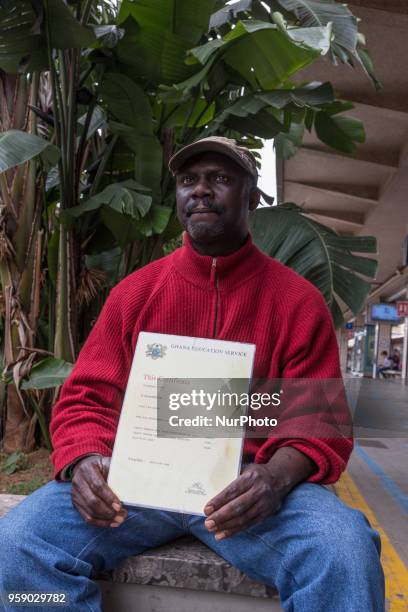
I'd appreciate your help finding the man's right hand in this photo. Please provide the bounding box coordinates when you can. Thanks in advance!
[71,456,128,528]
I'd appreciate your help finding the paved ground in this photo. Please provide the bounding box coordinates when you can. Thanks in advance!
[336,377,408,611]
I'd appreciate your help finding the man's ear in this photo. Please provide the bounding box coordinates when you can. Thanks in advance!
[249,188,261,212]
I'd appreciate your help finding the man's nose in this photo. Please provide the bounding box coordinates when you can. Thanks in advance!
[191,177,212,199]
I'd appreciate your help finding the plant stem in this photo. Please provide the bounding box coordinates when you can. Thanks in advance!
[76,98,96,194]
[81,0,94,25]
[179,94,199,144]
[89,134,119,197]
[66,49,79,209]
[57,51,68,129]
[0,174,17,218]
[27,394,52,452]
[78,63,94,90]
[44,0,66,198]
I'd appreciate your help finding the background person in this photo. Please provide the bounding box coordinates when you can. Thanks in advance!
[378,351,394,378]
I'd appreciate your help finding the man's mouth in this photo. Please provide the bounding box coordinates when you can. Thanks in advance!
[188,210,218,216]
[186,206,220,217]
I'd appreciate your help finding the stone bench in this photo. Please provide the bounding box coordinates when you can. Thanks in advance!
[381,369,402,378]
[0,494,281,611]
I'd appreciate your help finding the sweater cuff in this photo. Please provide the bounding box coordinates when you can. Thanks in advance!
[271,440,330,483]
[59,453,104,481]
[52,443,112,481]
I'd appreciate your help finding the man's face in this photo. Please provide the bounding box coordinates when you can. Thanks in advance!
[175,152,259,248]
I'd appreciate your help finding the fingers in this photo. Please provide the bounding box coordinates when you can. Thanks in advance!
[204,487,256,531]
[204,469,255,516]
[203,465,283,540]
[71,456,127,528]
[207,500,268,540]
[73,498,127,529]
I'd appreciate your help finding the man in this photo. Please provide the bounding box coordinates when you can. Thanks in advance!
[0,137,384,611]
[378,351,394,378]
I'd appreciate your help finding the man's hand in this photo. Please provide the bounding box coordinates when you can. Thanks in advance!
[71,456,127,528]
[203,448,315,540]
[203,464,286,541]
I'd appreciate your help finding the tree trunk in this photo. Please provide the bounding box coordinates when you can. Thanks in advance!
[2,385,36,453]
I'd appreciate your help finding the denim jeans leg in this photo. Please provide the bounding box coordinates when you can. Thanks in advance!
[189,482,385,612]
[0,480,186,612]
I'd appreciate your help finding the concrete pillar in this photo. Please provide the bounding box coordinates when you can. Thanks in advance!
[337,328,348,375]
[402,317,408,380]
[401,288,408,380]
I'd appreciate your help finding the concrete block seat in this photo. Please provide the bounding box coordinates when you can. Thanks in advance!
[0,494,281,611]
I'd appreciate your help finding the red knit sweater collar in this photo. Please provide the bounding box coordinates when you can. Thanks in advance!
[171,231,267,291]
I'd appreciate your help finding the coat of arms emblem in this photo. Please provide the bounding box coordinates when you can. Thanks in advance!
[146,343,167,359]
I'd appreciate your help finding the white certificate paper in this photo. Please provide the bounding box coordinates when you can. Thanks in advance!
[108,332,256,514]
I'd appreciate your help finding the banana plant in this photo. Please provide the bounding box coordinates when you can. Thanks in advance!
[0,0,379,452]
[250,205,378,327]
[0,70,59,452]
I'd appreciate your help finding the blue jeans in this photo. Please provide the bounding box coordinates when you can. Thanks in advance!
[0,481,384,612]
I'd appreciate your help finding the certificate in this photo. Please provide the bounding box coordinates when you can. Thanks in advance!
[108,332,256,514]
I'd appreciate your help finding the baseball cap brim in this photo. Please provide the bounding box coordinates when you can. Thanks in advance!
[168,139,258,178]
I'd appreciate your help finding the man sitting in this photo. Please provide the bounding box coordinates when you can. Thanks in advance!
[0,137,384,612]
[378,351,394,378]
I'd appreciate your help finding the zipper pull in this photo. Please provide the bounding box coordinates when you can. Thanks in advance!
[211,258,217,284]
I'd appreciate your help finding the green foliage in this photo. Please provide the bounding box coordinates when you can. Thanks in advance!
[0,451,28,475]
[0,0,95,72]
[20,358,73,390]
[250,206,378,326]
[7,476,50,495]
[0,130,59,173]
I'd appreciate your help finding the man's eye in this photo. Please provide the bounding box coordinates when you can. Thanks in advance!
[215,175,229,183]
[181,176,194,185]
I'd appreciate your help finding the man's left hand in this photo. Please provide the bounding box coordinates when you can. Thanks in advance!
[203,464,287,541]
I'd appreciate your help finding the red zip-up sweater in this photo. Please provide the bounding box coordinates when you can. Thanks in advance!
[50,233,352,483]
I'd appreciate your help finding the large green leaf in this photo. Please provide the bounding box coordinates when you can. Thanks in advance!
[163,99,216,128]
[0,0,95,73]
[0,1,44,72]
[274,0,358,56]
[116,0,216,85]
[257,81,335,109]
[100,73,163,196]
[250,206,378,326]
[213,81,334,128]
[139,204,173,235]
[274,120,304,159]
[101,202,172,247]
[0,130,59,173]
[314,112,365,154]
[64,180,152,220]
[101,207,141,248]
[20,358,73,390]
[47,0,96,49]
[186,19,330,93]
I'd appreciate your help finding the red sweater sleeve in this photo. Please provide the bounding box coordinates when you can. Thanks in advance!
[254,287,353,484]
[50,286,133,480]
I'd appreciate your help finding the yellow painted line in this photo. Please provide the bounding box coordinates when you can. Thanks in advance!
[333,471,408,611]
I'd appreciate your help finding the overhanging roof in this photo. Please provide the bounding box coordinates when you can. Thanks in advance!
[283,1,408,287]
